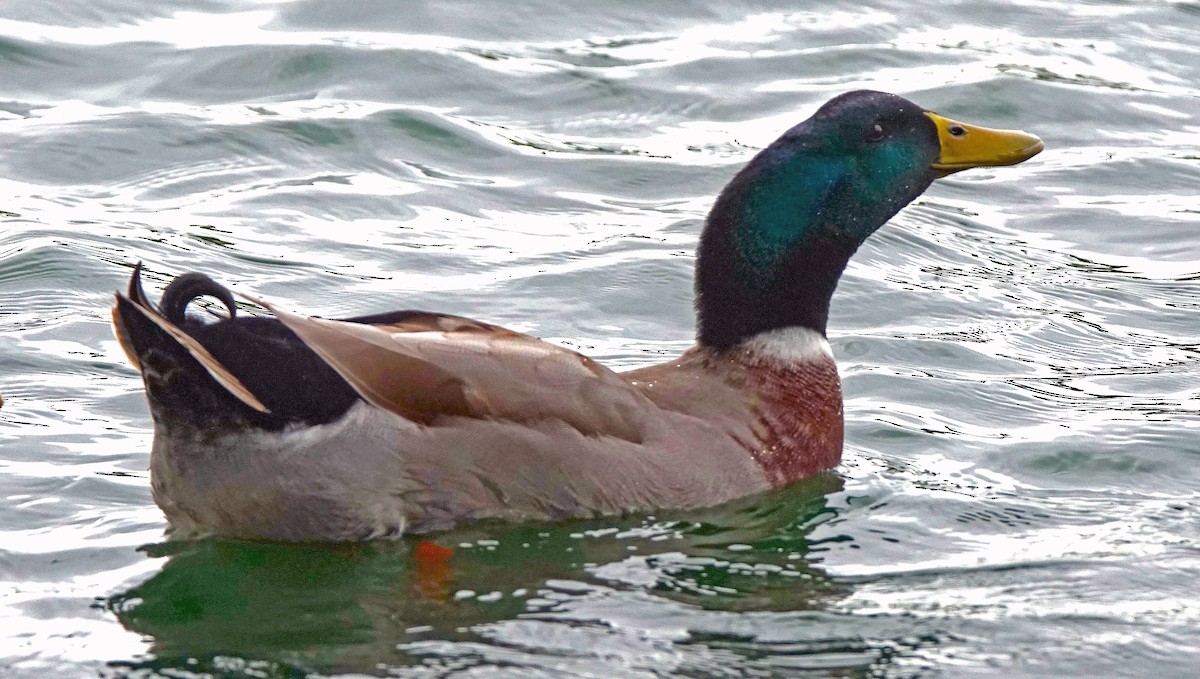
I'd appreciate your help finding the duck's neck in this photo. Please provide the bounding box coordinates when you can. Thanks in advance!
[694,156,863,348]
[696,226,857,346]
[694,142,927,349]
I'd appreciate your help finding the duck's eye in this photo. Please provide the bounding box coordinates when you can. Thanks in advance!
[865,123,885,143]
[948,124,966,137]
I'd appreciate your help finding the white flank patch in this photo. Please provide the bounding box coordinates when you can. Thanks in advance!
[744,327,833,363]
[209,400,416,456]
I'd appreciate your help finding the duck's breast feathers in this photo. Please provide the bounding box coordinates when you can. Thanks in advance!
[251,295,653,441]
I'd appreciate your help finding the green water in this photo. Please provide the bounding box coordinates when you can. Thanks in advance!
[2,1,1199,676]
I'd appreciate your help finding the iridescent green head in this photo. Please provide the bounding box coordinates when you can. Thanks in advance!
[696,90,1042,348]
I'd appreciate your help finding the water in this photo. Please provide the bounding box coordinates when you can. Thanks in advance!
[1,0,1198,676]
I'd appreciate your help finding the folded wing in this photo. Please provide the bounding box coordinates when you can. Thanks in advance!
[250,296,653,442]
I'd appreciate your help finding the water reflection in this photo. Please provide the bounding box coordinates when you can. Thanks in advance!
[106,475,848,674]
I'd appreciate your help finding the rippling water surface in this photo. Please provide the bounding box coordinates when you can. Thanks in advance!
[2,1,1199,676]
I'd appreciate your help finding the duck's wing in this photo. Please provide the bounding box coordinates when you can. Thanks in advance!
[249,296,652,441]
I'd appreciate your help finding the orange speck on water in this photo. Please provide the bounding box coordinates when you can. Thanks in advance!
[413,541,455,602]
[415,541,454,564]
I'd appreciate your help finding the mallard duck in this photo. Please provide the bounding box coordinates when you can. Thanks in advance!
[112,90,1042,541]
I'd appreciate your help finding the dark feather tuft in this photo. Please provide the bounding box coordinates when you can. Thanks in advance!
[159,272,238,325]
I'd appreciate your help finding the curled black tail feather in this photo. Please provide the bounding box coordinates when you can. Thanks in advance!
[128,261,151,309]
[160,273,237,325]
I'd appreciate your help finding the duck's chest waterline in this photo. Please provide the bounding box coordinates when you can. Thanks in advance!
[736,328,844,485]
[741,358,843,485]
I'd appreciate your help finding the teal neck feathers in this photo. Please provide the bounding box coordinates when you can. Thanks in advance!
[695,91,940,348]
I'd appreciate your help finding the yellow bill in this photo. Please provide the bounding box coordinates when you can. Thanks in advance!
[925,112,1043,177]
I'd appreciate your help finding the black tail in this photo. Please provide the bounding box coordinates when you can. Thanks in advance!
[159,272,237,326]
[113,265,360,433]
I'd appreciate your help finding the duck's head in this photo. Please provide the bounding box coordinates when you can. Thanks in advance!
[696,90,1043,348]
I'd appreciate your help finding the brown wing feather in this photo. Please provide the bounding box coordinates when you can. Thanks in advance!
[247,295,652,440]
[252,304,473,424]
[367,311,516,336]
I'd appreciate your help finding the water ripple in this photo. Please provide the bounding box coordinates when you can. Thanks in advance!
[2,0,1199,677]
